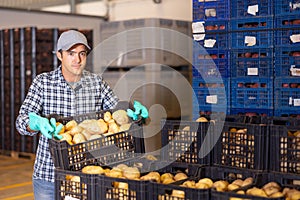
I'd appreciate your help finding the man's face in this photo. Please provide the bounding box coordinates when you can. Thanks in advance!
[57,44,88,82]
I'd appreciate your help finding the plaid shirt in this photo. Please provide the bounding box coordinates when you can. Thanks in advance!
[15,66,118,182]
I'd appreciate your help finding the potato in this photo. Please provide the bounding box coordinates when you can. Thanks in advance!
[103,111,112,122]
[171,190,185,198]
[242,177,253,187]
[160,173,174,182]
[196,117,208,122]
[213,180,229,192]
[231,179,244,187]
[181,180,195,188]
[72,133,86,144]
[65,120,77,131]
[112,109,129,125]
[122,167,140,180]
[197,178,213,188]
[195,182,210,189]
[228,184,240,191]
[174,172,188,181]
[82,165,104,174]
[246,187,267,197]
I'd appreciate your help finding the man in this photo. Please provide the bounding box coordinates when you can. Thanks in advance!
[15,30,119,199]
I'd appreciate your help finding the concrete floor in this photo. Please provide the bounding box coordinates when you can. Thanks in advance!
[0,155,34,200]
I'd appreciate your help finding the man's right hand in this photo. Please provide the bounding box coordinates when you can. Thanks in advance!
[28,112,55,139]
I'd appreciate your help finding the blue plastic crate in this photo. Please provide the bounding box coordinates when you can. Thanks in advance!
[274,78,300,114]
[231,0,273,17]
[231,77,274,110]
[193,19,229,33]
[275,14,300,28]
[230,16,274,31]
[274,46,300,77]
[274,0,300,15]
[230,48,274,78]
[274,109,300,117]
[230,108,274,116]
[193,0,230,21]
[192,78,230,114]
[193,49,230,78]
[275,29,300,46]
[195,32,229,49]
[231,30,274,48]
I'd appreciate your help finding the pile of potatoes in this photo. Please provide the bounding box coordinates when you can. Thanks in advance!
[168,176,253,199]
[66,164,189,199]
[56,110,132,145]
[230,181,300,200]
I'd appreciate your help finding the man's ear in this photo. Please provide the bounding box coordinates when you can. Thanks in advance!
[56,51,62,61]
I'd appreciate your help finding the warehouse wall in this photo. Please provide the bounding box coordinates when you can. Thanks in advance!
[42,0,192,22]
[0,7,103,45]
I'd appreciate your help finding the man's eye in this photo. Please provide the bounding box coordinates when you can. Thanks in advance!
[80,52,87,57]
[68,51,75,56]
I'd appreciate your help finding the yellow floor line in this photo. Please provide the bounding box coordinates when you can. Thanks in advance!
[0,181,32,191]
[3,192,34,200]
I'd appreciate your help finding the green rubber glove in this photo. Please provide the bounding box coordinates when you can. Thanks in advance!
[29,113,63,139]
[49,118,63,140]
[127,100,149,120]
[29,112,54,139]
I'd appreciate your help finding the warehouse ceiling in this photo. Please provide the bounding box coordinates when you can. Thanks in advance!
[0,0,102,10]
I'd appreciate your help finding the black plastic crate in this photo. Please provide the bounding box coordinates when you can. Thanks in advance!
[160,119,213,165]
[212,170,300,199]
[49,110,145,171]
[214,122,269,170]
[49,126,144,171]
[55,168,98,200]
[96,161,196,200]
[269,124,300,173]
[150,165,264,200]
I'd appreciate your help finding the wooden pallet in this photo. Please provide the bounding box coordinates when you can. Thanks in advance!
[0,150,35,160]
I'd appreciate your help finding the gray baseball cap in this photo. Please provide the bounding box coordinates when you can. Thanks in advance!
[56,30,91,51]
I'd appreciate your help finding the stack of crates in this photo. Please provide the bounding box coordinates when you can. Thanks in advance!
[274,0,300,117]
[192,0,231,119]
[229,0,274,116]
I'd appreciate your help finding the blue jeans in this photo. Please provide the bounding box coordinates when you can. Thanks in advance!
[32,177,55,200]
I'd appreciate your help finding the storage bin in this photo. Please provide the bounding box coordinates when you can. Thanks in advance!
[214,122,269,170]
[230,48,274,78]
[49,110,145,171]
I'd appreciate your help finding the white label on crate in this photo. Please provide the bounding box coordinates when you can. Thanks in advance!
[205,9,216,17]
[290,34,300,43]
[289,97,293,105]
[245,36,256,46]
[294,99,300,106]
[65,196,80,200]
[193,34,205,41]
[290,65,300,76]
[192,21,205,33]
[290,2,300,10]
[204,39,216,48]
[206,95,218,104]
[247,68,258,75]
[247,5,258,15]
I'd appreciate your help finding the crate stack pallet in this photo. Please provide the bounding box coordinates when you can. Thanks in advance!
[192,0,231,120]
[0,27,93,155]
[274,0,300,117]
[229,0,274,116]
